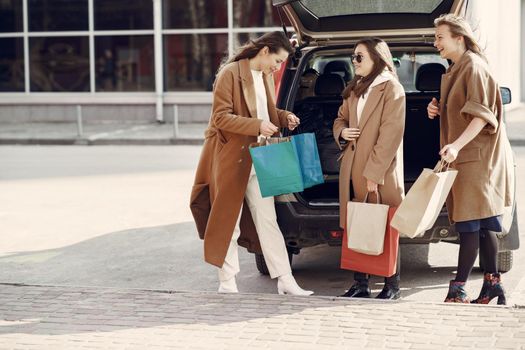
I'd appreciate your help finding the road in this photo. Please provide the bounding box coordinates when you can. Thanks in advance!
[0,145,523,303]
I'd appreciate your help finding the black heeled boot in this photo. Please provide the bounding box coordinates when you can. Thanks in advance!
[471,273,506,305]
[444,280,470,303]
[376,283,401,300]
[340,273,370,298]
[340,280,371,298]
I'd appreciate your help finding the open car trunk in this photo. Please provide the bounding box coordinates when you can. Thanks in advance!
[282,48,445,207]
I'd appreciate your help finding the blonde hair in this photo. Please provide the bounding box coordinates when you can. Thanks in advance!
[434,14,485,60]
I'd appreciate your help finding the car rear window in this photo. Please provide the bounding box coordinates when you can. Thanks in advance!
[299,0,445,17]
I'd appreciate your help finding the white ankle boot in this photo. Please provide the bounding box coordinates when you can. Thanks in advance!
[277,273,313,296]
[218,277,238,293]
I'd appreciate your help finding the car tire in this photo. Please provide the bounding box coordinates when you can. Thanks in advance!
[479,250,513,273]
[255,251,294,275]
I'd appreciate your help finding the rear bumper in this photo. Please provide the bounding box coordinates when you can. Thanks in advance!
[274,201,506,249]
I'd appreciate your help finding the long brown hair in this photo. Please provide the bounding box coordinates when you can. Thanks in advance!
[434,14,485,60]
[218,31,293,73]
[342,37,397,99]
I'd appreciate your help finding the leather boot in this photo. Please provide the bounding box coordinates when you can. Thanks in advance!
[376,283,401,300]
[471,273,506,305]
[340,280,371,298]
[444,280,470,303]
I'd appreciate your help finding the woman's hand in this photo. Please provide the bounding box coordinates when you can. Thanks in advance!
[366,179,378,193]
[287,113,300,131]
[427,97,440,119]
[439,143,459,163]
[341,128,360,141]
[260,120,279,137]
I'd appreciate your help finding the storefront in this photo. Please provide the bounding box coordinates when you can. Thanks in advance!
[0,0,291,122]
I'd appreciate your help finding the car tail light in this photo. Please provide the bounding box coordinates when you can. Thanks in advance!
[330,230,343,239]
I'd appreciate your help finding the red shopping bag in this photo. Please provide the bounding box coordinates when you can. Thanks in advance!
[341,207,399,277]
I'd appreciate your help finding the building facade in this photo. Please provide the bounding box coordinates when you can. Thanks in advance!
[0,0,291,123]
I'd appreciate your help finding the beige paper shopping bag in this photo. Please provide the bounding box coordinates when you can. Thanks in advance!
[347,192,389,255]
[391,161,458,238]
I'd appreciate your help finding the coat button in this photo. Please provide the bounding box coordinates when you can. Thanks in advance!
[241,145,245,150]
[238,159,243,163]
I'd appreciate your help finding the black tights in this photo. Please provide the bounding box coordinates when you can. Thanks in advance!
[455,229,498,282]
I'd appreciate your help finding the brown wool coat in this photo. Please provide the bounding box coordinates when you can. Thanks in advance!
[189,58,291,268]
[333,79,406,229]
[439,51,512,223]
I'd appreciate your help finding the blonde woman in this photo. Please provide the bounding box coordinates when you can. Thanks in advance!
[428,14,511,304]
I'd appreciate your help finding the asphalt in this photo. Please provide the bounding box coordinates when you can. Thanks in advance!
[0,104,524,146]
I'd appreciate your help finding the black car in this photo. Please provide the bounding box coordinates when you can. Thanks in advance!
[254,0,519,274]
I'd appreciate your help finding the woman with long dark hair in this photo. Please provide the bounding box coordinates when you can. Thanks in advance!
[334,37,406,299]
[190,31,312,295]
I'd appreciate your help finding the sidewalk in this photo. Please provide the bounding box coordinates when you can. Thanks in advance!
[1,283,525,350]
[0,104,524,146]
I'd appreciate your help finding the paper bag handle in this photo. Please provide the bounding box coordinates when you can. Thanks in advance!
[362,191,382,204]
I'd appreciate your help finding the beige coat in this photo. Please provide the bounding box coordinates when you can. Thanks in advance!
[439,51,512,223]
[189,59,291,268]
[333,79,406,229]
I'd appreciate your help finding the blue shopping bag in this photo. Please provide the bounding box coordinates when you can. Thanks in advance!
[291,133,324,189]
[249,138,304,198]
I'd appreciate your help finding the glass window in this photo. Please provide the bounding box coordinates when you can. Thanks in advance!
[29,0,88,32]
[233,0,290,28]
[0,38,25,92]
[163,0,227,29]
[94,0,153,30]
[298,0,444,17]
[164,34,227,91]
[95,35,155,92]
[0,0,23,32]
[29,36,90,92]
[393,51,448,92]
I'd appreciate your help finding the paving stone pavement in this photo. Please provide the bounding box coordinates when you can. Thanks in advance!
[1,283,525,349]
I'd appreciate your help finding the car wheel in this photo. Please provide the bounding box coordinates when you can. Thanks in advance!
[479,250,513,273]
[254,251,294,275]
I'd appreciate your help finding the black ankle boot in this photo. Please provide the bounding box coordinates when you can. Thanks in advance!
[376,283,401,300]
[471,273,506,305]
[340,281,371,298]
[444,280,470,303]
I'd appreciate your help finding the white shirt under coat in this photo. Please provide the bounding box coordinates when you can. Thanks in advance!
[356,70,395,123]
[250,69,270,175]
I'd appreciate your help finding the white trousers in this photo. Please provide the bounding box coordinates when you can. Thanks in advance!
[218,174,292,281]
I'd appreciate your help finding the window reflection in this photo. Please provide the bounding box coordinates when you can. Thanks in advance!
[94,0,153,30]
[0,38,24,92]
[232,0,290,28]
[0,0,23,32]
[162,0,227,29]
[30,36,90,92]
[29,0,88,31]
[164,34,227,91]
[95,36,155,92]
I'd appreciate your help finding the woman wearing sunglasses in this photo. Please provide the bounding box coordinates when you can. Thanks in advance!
[333,37,406,299]
[428,15,512,304]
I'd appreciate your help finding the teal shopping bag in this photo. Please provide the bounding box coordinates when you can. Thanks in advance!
[249,138,304,198]
[291,133,324,189]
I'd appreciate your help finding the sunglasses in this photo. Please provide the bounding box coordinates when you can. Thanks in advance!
[351,54,364,63]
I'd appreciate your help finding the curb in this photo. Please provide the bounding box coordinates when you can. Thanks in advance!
[0,138,522,147]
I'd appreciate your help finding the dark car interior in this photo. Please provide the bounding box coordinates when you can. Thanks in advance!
[286,50,447,206]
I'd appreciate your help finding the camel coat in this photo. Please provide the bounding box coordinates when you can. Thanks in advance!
[333,79,406,229]
[189,59,291,268]
[439,51,512,223]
